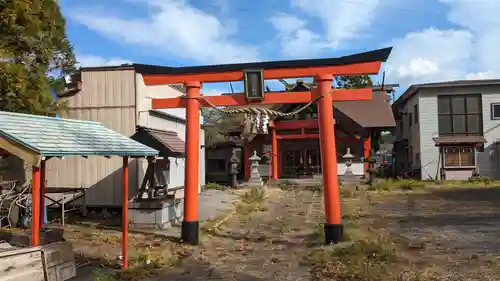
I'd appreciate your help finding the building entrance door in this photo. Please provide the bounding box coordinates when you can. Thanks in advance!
[305,147,322,175]
[280,140,322,178]
[283,150,302,176]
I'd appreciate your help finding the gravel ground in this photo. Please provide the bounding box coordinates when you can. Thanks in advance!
[362,187,500,280]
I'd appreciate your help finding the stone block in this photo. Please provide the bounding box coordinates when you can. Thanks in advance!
[128,198,184,230]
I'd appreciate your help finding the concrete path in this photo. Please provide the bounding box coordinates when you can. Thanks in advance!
[198,189,240,222]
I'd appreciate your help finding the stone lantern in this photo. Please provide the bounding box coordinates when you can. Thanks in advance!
[229,148,240,188]
[248,150,263,186]
[367,149,378,186]
[342,148,355,176]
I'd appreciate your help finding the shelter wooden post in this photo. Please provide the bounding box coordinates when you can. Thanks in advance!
[122,157,129,269]
[271,128,278,180]
[31,165,41,246]
[40,159,46,229]
[316,74,342,244]
[182,81,201,245]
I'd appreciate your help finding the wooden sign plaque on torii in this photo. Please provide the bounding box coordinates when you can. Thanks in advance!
[138,47,393,245]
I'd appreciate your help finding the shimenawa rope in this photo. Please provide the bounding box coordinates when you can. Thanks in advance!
[198,92,326,117]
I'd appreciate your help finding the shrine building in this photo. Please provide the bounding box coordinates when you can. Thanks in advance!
[225,81,397,180]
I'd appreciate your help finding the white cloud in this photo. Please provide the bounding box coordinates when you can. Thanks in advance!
[396,58,440,79]
[271,0,380,57]
[385,28,473,85]
[77,55,132,67]
[465,72,493,80]
[270,14,326,58]
[386,0,500,87]
[68,0,258,64]
[291,0,379,44]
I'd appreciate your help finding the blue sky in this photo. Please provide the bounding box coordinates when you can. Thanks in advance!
[59,0,500,97]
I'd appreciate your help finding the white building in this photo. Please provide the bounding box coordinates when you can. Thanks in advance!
[392,79,500,180]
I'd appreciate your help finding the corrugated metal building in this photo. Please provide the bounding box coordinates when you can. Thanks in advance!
[46,65,205,207]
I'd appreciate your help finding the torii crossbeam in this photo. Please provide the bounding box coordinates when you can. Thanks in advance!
[142,47,392,245]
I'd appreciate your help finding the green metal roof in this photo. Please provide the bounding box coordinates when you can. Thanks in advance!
[0,111,159,157]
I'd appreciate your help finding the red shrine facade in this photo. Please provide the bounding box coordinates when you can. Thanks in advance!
[234,82,396,180]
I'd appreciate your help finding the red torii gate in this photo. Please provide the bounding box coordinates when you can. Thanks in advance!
[139,47,392,245]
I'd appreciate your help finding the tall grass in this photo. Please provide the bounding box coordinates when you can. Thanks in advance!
[369,179,427,191]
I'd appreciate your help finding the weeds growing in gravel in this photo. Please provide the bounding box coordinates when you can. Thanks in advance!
[203,182,228,190]
[235,187,267,215]
[368,179,427,191]
[307,239,443,281]
[304,184,323,192]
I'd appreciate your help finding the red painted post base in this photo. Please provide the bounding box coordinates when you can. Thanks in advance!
[181,221,199,245]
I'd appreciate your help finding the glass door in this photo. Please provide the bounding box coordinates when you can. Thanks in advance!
[305,148,322,175]
[283,150,302,176]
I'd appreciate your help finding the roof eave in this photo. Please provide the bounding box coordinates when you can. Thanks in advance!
[394,79,500,108]
[392,85,417,108]
[0,131,41,155]
[79,64,136,72]
[134,47,392,75]
[41,151,159,157]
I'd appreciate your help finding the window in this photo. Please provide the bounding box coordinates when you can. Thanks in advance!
[443,146,475,167]
[438,94,482,136]
[414,104,419,124]
[491,103,500,120]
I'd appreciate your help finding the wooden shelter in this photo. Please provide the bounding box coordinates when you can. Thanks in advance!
[0,111,159,269]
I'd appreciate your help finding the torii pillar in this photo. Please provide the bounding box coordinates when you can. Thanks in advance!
[182,81,201,244]
[316,74,342,240]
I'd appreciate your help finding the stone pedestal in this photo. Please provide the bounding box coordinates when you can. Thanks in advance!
[128,198,184,230]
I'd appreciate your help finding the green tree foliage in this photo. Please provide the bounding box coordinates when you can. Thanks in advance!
[335,75,373,89]
[0,0,76,116]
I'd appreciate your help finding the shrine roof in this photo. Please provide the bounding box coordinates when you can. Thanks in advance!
[334,90,396,128]
[272,89,396,129]
[131,126,185,157]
